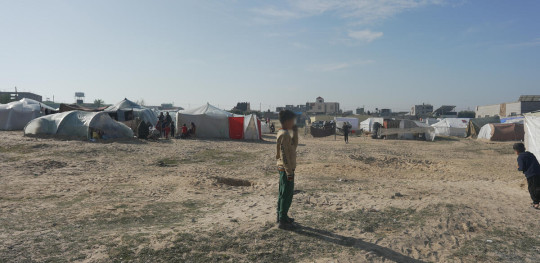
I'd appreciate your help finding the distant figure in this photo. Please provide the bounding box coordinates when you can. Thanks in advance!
[137,120,149,139]
[158,112,164,122]
[170,121,175,138]
[514,143,540,209]
[164,112,172,139]
[270,123,275,133]
[343,122,350,144]
[181,124,189,139]
[189,122,197,137]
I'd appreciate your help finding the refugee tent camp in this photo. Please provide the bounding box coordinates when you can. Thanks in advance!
[477,123,524,141]
[466,116,501,138]
[431,118,470,138]
[177,103,233,139]
[104,98,157,126]
[524,112,540,158]
[24,111,133,139]
[360,118,383,133]
[0,98,56,130]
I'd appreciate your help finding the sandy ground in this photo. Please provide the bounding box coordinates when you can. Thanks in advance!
[1,131,539,262]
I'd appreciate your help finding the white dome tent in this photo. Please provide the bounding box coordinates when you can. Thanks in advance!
[104,98,157,126]
[431,118,470,138]
[0,98,56,130]
[176,103,233,139]
[24,111,133,139]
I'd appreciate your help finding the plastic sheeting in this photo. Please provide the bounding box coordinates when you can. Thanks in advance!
[24,111,133,139]
[431,118,470,137]
[525,113,540,158]
[104,98,157,126]
[0,99,54,130]
[177,103,232,138]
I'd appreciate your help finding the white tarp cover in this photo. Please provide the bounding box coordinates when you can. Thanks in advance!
[243,114,260,140]
[431,118,470,137]
[0,99,54,130]
[24,111,133,139]
[477,124,493,140]
[335,117,359,131]
[104,98,157,126]
[360,118,383,133]
[525,113,540,158]
[176,103,232,138]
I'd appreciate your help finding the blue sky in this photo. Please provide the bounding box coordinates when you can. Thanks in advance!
[1,0,539,112]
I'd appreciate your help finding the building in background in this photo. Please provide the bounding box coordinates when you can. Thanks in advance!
[380,108,392,117]
[356,107,365,115]
[276,104,307,113]
[306,96,340,115]
[0,91,42,102]
[234,102,251,112]
[411,103,434,118]
[476,95,540,118]
[433,105,457,118]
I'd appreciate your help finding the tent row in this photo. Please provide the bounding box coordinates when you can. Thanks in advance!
[359,116,529,142]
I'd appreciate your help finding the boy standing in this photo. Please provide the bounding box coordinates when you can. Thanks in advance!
[513,143,540,209]
[276,110,299,229]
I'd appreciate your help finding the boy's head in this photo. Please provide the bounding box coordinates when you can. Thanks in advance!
[279,110,296,129]
[513,143,526,155]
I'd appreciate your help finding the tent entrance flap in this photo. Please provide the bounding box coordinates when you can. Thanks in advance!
[229,117,244,139]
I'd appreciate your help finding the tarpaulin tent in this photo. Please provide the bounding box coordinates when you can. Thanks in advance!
[378,120,435,141]
[431,118,470,137]
[24,111,133,139]
[360,118,383,133]
[477,123,524,141]
[525,112,540,158]
[0,98,56,130]
[104,98,157,126]
[228,115,261,140]
[260,122,271,134]
[177,103,233,139]
[466,116,500,138]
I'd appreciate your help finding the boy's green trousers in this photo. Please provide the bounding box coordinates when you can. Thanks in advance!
[277,171,294,221]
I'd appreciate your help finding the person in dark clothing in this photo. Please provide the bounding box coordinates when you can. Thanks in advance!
[137,120,149,139]
[158,112,164,122]
[170,121,175,138]
[514,143,540,209]
[189,122,197,137]
[164,112,172,139]
[343,122,350,144]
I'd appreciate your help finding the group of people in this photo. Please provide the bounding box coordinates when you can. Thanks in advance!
[135,112,197,140]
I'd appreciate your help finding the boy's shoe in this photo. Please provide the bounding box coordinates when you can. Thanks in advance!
[278,221,295,230]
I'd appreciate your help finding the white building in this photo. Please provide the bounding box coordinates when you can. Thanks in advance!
[476,96,540,118]
[307,97,340,114]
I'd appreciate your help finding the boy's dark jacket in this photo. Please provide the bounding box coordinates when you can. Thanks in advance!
[517,152,540,178]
